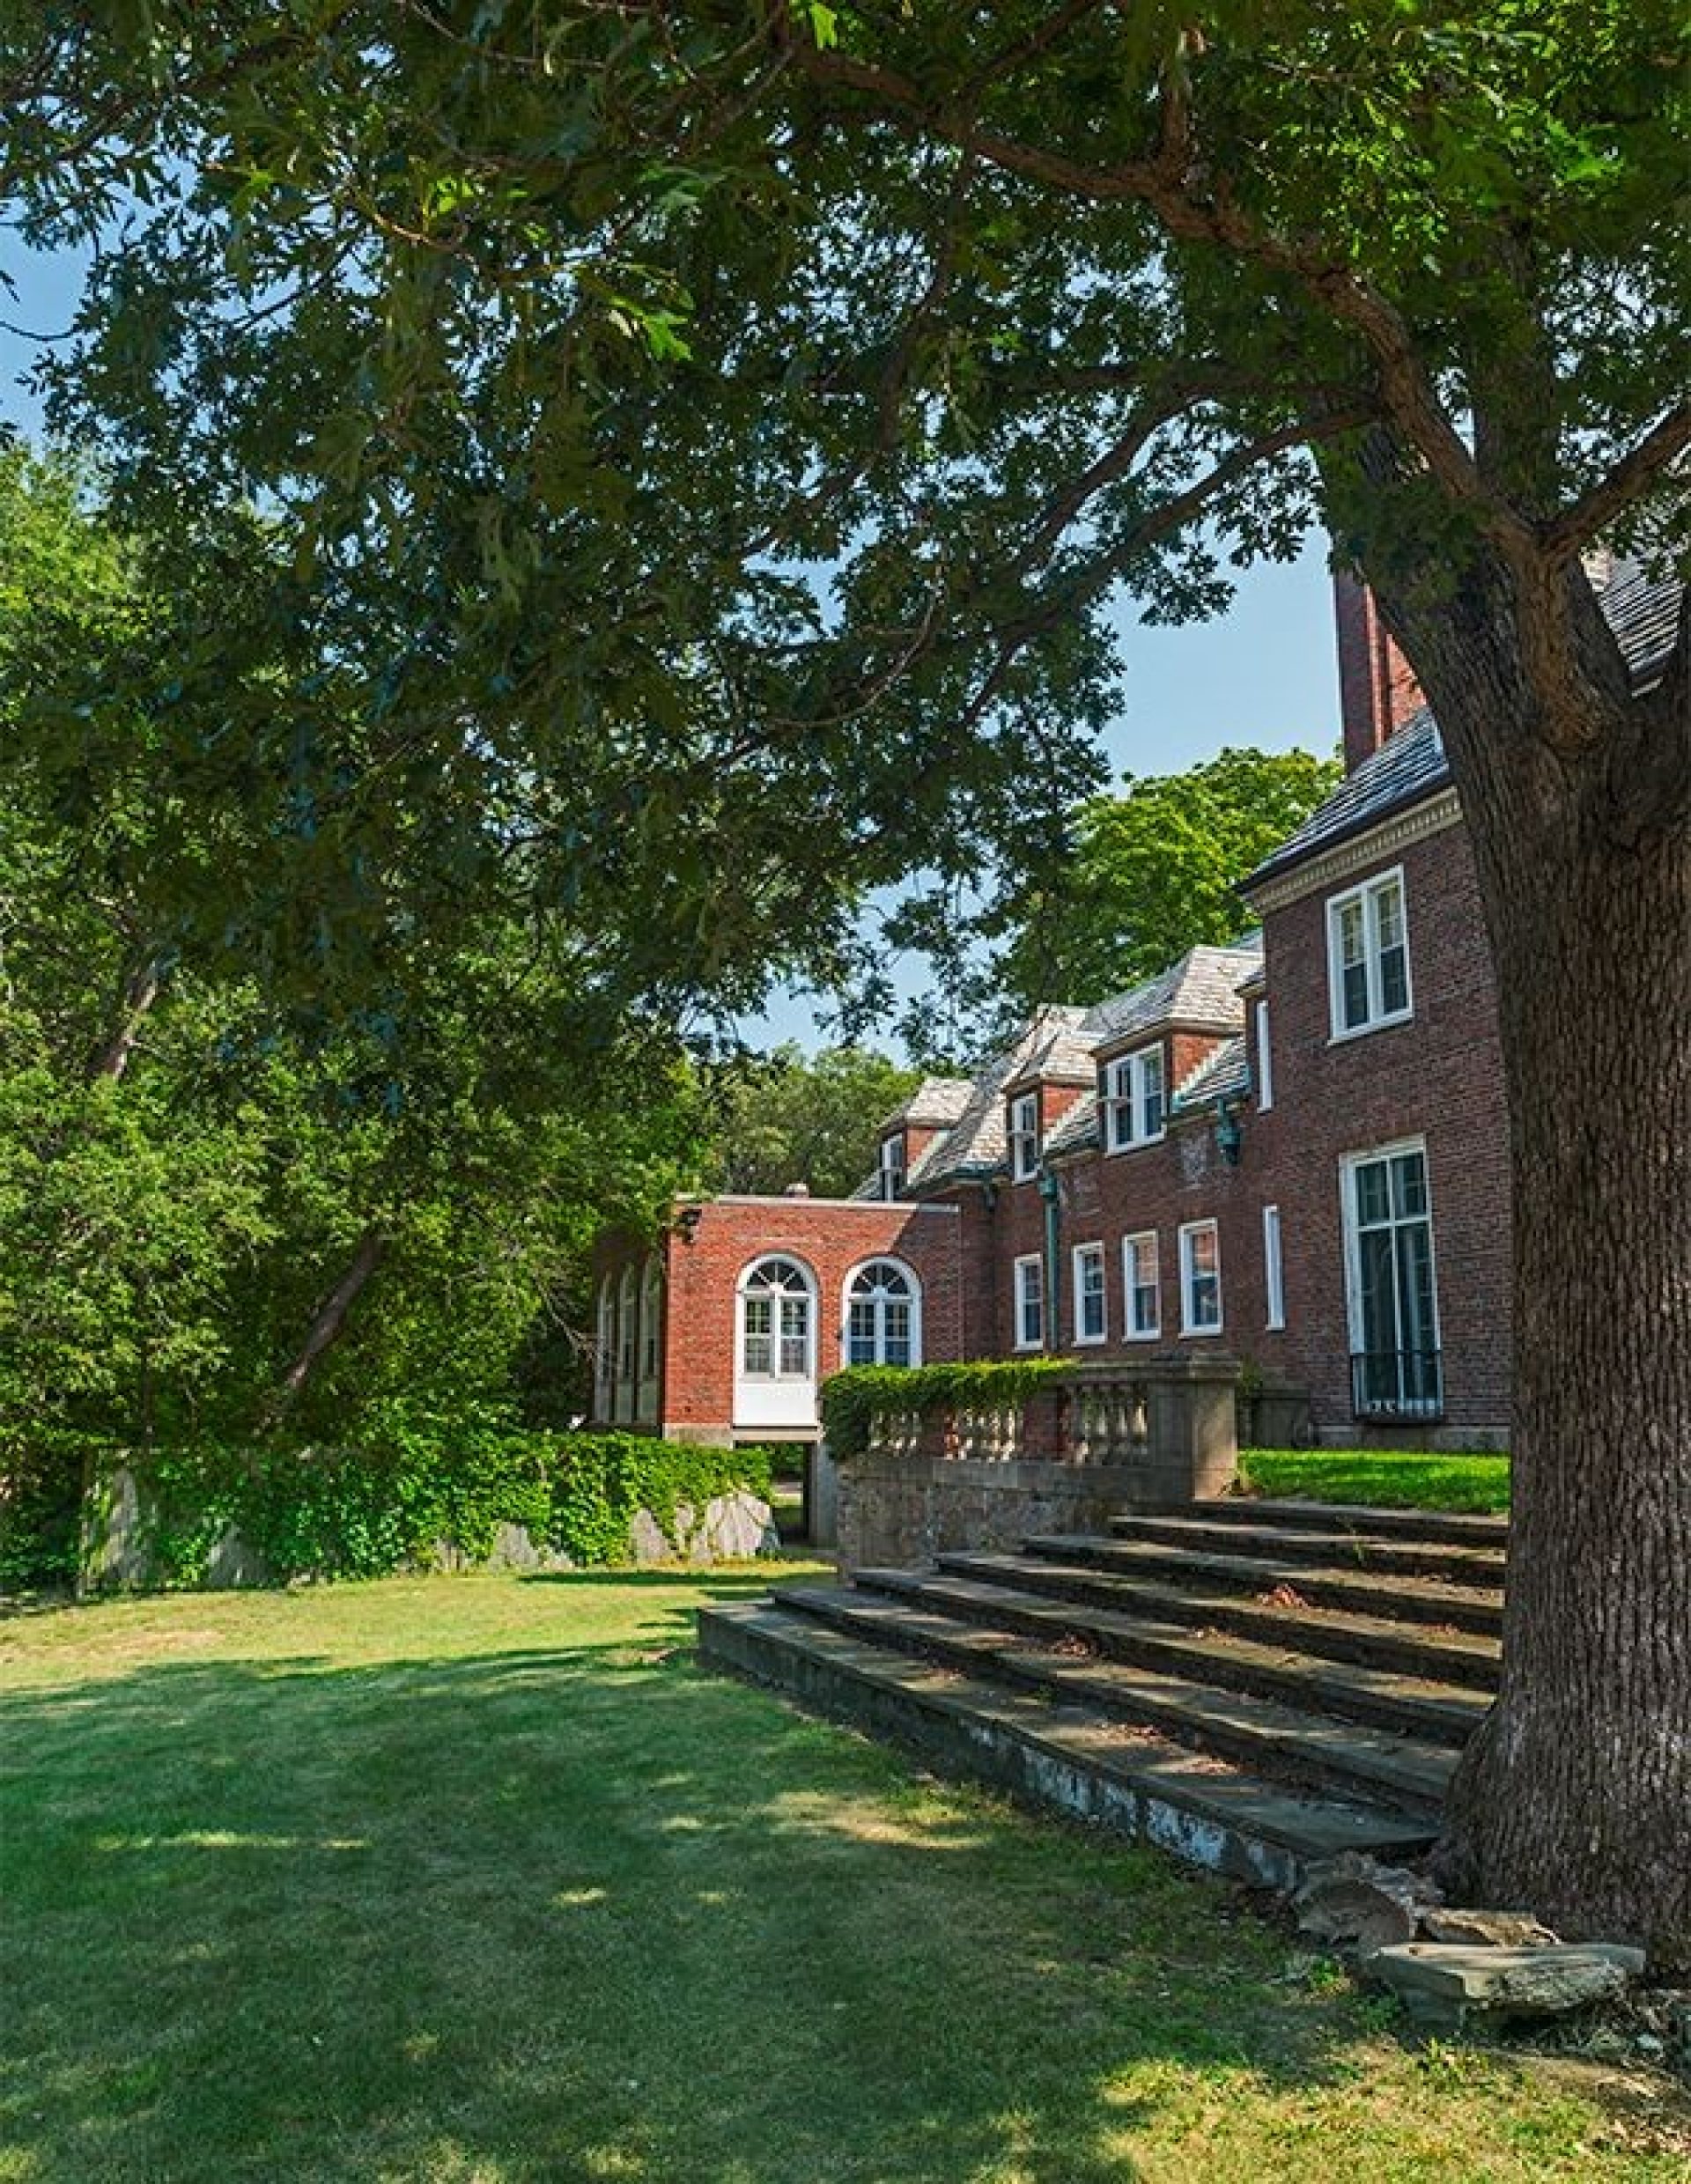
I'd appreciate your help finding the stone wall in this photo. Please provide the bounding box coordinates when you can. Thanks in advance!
[835,1356,1242,1575]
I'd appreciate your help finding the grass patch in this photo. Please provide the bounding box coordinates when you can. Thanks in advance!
[1241,1447,1511,1516]
[3,1569,1679,2181]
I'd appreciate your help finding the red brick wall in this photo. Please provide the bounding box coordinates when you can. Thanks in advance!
[1334,572,1427,772]
[646,1197,964,1440]
[1255,820,1511,1436]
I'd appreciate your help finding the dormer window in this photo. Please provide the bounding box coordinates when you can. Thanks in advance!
[1008,1091,1040,1181]
[1102,1043,1165,1153]
[878,1133,906,1200]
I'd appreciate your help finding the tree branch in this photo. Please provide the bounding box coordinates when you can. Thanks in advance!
[1542,402,1691,562]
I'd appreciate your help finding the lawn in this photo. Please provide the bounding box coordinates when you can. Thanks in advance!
[1240,1448,1511,1515]
[2,1569,1678,2183]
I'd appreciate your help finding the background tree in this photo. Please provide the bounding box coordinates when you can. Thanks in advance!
[1,5,1687,1959]
[993,747,1340,1009]
[706,1045,922,1200]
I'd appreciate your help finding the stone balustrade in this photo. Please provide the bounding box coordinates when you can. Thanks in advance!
[831,1355,1244,1574]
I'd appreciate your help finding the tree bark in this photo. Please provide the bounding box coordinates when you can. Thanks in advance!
[1388,564,1691,1971]
[87,958,163,1084]
[262,1227,388,1431]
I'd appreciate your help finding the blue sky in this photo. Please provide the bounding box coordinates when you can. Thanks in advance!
[1,240,1340,1051]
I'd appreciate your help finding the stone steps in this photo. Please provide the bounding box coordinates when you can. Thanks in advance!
[1023,1533,1503,1635]
[1195,1497,1508,1549]
[697,1496,1505,1888]
[935,1550,1502,1691]
[846,1567,1488,1745]
[769,1583,1457,1816]
[1107,1512,1507,1588]
[697,1603,1438,1893]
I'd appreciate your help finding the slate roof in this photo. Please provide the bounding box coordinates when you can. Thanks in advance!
[1248,560,1683,890]
[905,1007,1092,1186]
[881,1075,974,1132]
[1172,1035,1252,1111]
[1084,941,1263,1049]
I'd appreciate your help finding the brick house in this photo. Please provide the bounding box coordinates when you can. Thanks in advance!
[591,559,1676,1450]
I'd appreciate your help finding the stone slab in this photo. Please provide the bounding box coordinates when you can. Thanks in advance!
[1371,1941,1647,2029]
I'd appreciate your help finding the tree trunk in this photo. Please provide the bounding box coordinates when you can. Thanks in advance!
[1414,579,1691,1971]
[262,1228,388,1431]
[87,959,162,1084]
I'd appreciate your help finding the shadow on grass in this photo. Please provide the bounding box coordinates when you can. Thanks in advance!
[0,1592,1647,2183]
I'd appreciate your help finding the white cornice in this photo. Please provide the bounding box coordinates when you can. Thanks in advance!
[1246,789,1464,914]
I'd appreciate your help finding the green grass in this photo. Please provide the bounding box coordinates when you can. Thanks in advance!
[3,1569,1679,2182]
[1241,1447,1511,1515]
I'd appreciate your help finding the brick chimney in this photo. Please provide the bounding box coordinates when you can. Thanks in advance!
[1333,572,1426,773]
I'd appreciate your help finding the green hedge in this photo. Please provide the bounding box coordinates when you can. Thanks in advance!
[0,1430,111,1590]
[9,1425,774,1594]
[819,1360,1072,1460]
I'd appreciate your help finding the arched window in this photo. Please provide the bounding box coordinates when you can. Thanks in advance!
[594,1274,616,1420]
[738,1256,815,1381]
[615,1265,638,1420]
[639,1258,662,1386]
[846,1259,921,1368]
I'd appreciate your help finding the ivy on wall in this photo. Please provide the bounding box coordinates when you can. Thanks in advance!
[2,1423,773,1592]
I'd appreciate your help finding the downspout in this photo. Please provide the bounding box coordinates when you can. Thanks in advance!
[1037,1164,1062,1354]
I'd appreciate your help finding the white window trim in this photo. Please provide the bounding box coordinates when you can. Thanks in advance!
[1071,1241,1107,1347]
[841,1256,923,1369]
[1338,1138,1442,1360]
[878,1133,906,1201]
[1178,1219,1224,1338]
[1101,1042,1167,1154]
[1261,1205,1285,1332]
[1121,1230,1160,1341]
[1008,1091,1040,1182]
[1012,1252,1045,1350]
[1254,999,1274,1110]
[1326,864,1414,1043]
[735,1253,818,1383]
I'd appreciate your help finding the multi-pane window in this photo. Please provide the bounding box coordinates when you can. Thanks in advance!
[1122,1232,1160,1339]
[1254,1000,1274,1110]
[846,1260,919,1368]
[1072,1243,1107,1345]
[594,1276,615,1417]
[1328,869,1412,1037]
[1345,1144,1441,1416]
[639,1258,662,1383]
[1013,1253,1045,1349]
[1178,1221,1223,1335]
[1262,1205,1285,1331]
[739,1257,814,1380]
[878,1133,906,1201]
[1008,1091,1040,1181]
[1102,1044,1166,1151]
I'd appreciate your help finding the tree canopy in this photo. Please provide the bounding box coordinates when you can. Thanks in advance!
[706,1044,921,1200]
[2,4,1687,1959]
[991,745,1340,1011]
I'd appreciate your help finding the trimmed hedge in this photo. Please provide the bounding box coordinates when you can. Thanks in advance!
[6,1425,773,1594]
[819,1360,1072,1460]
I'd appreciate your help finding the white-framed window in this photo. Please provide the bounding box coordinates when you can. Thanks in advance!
[1072,1242,1107,1345]
[1327,867,1412,1038]
[636,1260,662,1425]
[594,1274,615,1418]
[1262,1205,1285,1331]
[1342,1141,1441,1417]
[1013,1253,1045,1349]
[878,1133,906,1201]
[1101,1043,1166,1152]
[1254,1000,1274,1110]
[614,1264,638,1420]
[1178,1220,1223,1336]
[738,1255,816,1381]
[845,1258,921,1368]
[1008,1091,1040,1181]
[1122,1231,1160,1340]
